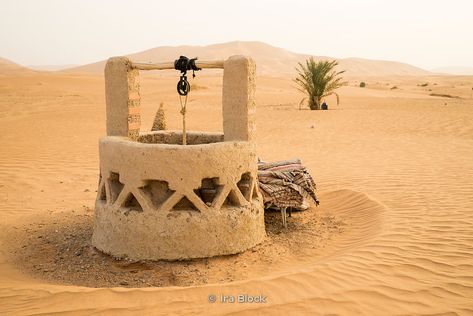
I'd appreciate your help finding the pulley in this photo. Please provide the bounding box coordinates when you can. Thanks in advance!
[174,56,201,96]
[173,55,201,145]
[177,75,190,96]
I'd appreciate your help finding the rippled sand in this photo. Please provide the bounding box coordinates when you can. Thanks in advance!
[0,73,472,315]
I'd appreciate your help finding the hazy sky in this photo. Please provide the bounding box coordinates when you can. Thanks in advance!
[1,0,472,69]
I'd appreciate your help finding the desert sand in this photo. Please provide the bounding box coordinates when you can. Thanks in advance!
[0,48,472,315]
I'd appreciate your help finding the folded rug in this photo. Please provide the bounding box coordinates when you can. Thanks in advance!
[257,159,319,210]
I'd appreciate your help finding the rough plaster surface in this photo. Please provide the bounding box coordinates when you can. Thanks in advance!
[138,130,224,145]
[92,137,265,260]
[104,57,141,139]
[95,55,264,260]
[222,55,256,142]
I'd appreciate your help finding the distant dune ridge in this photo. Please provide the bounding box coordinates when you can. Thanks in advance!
[62,41,430,77]
[27,64,80,71]
[431,66,473,75]
[4,41,472,77]
[0,57,36,75]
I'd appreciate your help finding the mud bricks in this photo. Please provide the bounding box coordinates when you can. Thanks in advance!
[104,57,141,139]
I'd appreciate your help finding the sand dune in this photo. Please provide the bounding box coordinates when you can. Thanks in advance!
[27,64,80,71]
[431,66,473,75]
[0,70,472,315]
[0,57,36,76]
[64,41,430,77]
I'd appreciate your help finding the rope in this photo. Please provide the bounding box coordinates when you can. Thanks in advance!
[179,93,188,145]
[173,56,201,146]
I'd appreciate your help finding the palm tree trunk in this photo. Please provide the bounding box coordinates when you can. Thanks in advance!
[310,98,320,110]
[309,98,314,110]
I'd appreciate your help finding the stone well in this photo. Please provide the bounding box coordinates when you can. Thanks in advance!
[92,55,266,260]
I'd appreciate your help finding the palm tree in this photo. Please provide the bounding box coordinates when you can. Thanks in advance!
[294,58,346,110]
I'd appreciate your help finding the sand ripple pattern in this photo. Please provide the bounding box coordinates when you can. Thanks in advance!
[0,74,472,315]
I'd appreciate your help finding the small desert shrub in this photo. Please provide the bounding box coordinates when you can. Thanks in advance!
[391,86,398,90]
[418,83,429,87]
[359,82,366,88]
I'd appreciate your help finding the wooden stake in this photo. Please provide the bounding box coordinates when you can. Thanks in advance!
[281,207,287,228]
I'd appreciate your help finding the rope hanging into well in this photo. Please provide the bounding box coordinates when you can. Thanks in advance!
[178,93,188,145]
[174,56,201,145]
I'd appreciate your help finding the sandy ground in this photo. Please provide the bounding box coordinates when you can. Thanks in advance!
[0,71,472,315]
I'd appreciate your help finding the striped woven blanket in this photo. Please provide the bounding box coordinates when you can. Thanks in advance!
[258,159,319,209]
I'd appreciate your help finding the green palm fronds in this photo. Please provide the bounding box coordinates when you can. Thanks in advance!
[294,58,346,110]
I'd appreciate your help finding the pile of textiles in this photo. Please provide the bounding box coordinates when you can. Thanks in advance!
[257,159,319,210]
